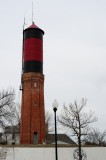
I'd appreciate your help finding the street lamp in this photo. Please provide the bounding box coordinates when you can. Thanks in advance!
[52,99,58,160]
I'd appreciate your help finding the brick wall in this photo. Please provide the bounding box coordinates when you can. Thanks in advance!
[20,72,45,144]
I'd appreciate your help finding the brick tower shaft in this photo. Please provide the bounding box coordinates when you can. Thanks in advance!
[21,73,45,144]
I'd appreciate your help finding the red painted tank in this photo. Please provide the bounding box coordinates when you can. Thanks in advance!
[23,22,44,73]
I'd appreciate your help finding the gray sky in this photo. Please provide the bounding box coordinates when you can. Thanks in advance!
[0,0,106,131]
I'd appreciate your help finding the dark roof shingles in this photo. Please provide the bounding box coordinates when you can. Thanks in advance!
[46,134,76,144]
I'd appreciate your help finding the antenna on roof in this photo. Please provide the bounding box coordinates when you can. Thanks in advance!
[32,1,34,24]
[23,17,26,30]
[20,17,26,91]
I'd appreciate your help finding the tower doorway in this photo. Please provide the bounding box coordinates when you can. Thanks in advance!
[33,132,38,144]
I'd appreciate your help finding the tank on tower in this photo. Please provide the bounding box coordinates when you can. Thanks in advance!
[23,22,44,74]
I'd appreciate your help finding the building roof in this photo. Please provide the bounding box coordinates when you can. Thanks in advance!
[5,125,20,134]
[46,134,76,145]
[25,22,44,34]
[27,22,39,29]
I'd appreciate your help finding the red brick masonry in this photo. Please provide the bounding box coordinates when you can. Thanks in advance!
[20,72,45,144]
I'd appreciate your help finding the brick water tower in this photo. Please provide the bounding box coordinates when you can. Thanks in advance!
[20,22,45,144]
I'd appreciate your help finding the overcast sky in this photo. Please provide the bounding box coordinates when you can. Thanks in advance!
[0,0,106,131]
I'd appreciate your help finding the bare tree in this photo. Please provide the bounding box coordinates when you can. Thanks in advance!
[84,128,106,146]
[45,111,54,135]
[9,103,21,126]
[6,103,21,144]
[0,88,15,130]
[0,88,21,144]
[58,98,97,160]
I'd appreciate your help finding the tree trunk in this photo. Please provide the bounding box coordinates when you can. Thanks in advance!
[78,136,82,160]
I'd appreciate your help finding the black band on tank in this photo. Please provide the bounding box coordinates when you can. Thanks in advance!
[24,61,43,74]
[24,29,43,40]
